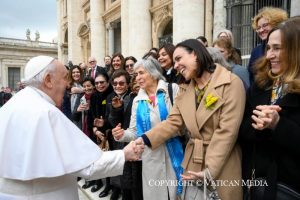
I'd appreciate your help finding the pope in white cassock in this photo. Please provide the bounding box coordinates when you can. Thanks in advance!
[0,56,143,200]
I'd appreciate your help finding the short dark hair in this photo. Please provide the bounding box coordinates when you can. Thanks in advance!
[82,76,95,86]
[95,71,110,82]
[176,39,215,78]
[124,56,137,67]
[196,36,207,43]
[110,70,131,84]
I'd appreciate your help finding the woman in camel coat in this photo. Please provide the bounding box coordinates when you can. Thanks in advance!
[130,39,246,200]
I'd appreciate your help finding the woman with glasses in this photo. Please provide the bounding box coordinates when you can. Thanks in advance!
[87,72,114,196]
[112,57,182,200]
[124,56,137,76]
[105,70,133,200]
[247,7,287,85]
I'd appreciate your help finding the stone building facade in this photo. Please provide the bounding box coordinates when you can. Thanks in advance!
[0,37,57,90]
[57,0,299,66]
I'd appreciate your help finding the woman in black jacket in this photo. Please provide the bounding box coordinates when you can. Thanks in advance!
[87,72,114,195]
[108,72,143,200]
[239,17,300,199]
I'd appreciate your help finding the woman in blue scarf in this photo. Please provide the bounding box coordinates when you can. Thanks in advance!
[112,57,184,200]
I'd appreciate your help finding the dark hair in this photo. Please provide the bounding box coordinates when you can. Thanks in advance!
[176,39,216,78]
[68,65,83,85]
[110,70,131,84]
[82,76,95,86]
[149,47,158,54]
[111,53,125,68]
[124,56,137,67]
[142,51,158,59]
[95,71,110,82]
[158,43,175,67]
[196,36,207,43]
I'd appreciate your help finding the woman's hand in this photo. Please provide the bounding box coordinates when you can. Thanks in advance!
[77,103,87,112]
[95,130,105,141]
[71,86,84,94]
[112,123,124,140]
[112,96,123,108]
[181,170,204,181]
[251,105,281,130]
[94,116,104,127]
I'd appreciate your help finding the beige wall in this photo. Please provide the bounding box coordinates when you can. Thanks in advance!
[0,38,57,88]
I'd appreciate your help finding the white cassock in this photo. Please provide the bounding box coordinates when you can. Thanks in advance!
[0,87,125,200]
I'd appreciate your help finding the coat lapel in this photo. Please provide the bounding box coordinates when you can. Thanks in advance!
[196,65,230,131]
[176,81,201,138]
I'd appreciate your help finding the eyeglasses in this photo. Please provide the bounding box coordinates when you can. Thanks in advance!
[125,64,134,68]
[95,81,106,85]
[256,23,270,32]
[89,60,96,64]
[112,81,126,86]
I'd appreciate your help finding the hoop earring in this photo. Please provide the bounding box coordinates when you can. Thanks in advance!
[267,69,281,80]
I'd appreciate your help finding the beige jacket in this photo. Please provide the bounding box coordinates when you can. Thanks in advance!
[146,65,246,200]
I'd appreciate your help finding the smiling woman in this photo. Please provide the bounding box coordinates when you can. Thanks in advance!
[247,7,288,85]
[135,39,246,200]
[239,16,300,200]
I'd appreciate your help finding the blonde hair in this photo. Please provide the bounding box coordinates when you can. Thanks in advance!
[252,7,288,30]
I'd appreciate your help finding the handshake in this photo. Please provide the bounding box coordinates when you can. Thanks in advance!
[113,123,145,161]
[123,138,145,161]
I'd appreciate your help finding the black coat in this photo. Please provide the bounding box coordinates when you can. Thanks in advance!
[107,91,143,193]
[87,85,113,143]
[239,83,300,193]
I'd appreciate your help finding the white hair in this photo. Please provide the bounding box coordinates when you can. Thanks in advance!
[24,61,56,88]
[206,47,231,70]
[134,57,166,81]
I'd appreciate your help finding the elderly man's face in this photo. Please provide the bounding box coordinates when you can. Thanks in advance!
[88,58,97,68]
[50,60,69,107]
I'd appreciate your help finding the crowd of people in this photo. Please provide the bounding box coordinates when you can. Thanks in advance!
[0,7,299,200]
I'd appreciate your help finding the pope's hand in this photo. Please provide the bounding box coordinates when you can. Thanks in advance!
[112,123,124,140]
[123,140,144,161]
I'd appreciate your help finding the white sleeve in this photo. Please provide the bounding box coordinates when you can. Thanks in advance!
[73,150,125,180]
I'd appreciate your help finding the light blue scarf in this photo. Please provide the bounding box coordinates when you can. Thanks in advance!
[136,90,184,195]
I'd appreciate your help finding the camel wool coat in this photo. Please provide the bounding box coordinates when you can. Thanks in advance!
[146,65,246,200]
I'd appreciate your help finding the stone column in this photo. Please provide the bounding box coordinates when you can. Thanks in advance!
[121,0,129,56]
[173,0,204,44]
[213,0,227,40]
[107,23,115,56]
[290,0,300,16]
[90,0,105,63]
[56,0,62,61]
[205,0,213,45]
[67,0,82,64]
[122,0,151,58]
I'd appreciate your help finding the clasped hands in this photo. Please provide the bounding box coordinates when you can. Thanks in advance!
[112,123,144,161]
[251,105,281,130]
